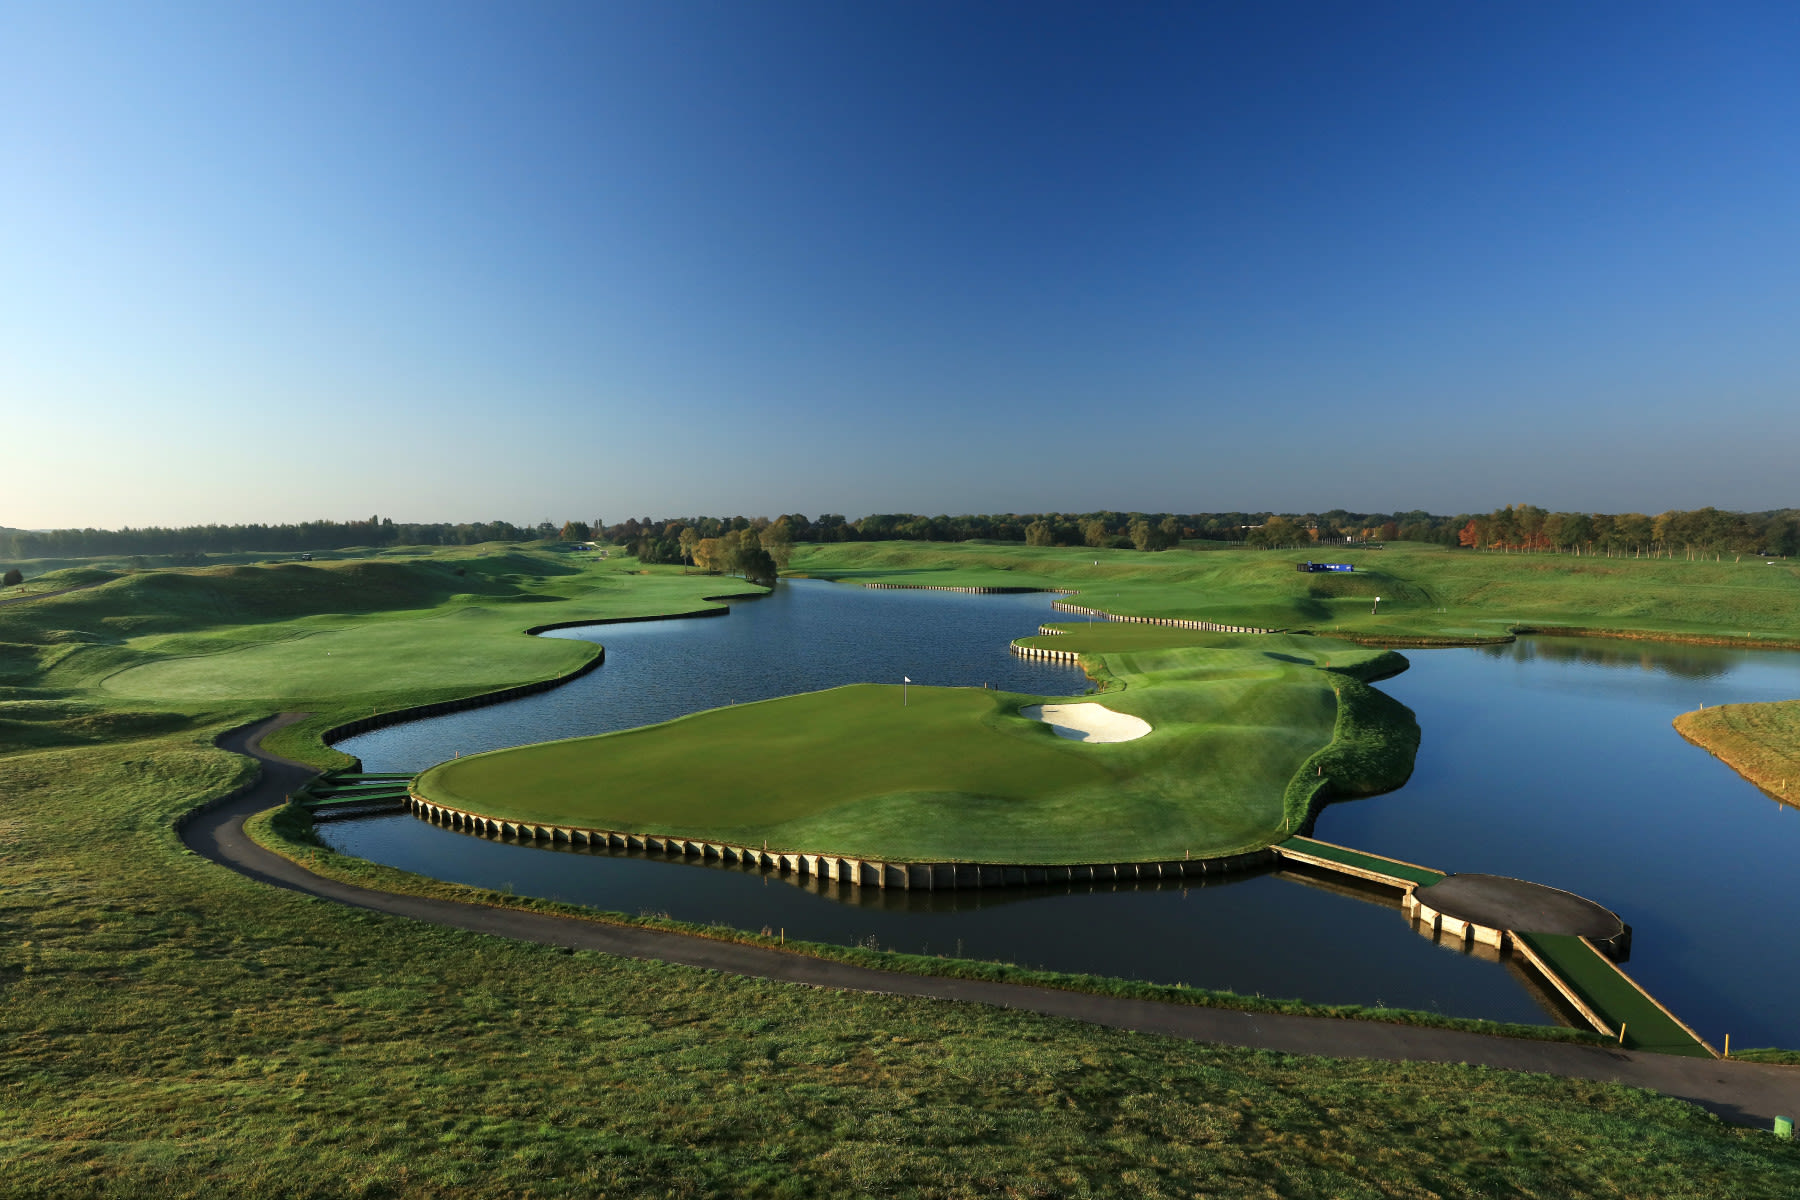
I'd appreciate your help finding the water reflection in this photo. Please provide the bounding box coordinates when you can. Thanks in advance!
[1475,635,1736,679]
[322,807,1561,1025]
[324,598,1800,1041]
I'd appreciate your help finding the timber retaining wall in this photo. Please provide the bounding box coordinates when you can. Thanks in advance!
[1049,599,1273,635]
[861,583,1073,595]
[405,795,1272,890]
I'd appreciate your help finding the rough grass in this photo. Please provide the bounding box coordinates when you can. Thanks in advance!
[791,540,1800,646]
[5,730,1799,1198]
[5,544,1799,1193]
[1674,700,1800,805]
[1732,1048,1800,1065]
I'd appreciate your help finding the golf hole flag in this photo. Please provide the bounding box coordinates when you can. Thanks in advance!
[903,676,910,705]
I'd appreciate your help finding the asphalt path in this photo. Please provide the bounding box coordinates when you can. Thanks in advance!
[184,714,1800,1129]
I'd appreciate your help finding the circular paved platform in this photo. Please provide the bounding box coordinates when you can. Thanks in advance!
[1411,874,1624,938]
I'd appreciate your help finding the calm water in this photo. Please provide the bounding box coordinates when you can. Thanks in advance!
[338,580,1088,768]
[1322,636,1800,1050]
[332,581,1561,1029]
[329,583,1800,1039]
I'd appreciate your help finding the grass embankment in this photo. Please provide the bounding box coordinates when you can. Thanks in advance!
[416,632,1416,863]
[250,803,1605,1048]
[1674,700,1800,805]
[3,547,1797,1193]
[792,539,1800,646]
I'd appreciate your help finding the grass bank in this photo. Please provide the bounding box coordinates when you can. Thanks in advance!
[791,540,1800,647]
[1674,700,1800,805]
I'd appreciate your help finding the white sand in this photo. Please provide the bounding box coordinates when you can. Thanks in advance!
[1020,702,1151,743]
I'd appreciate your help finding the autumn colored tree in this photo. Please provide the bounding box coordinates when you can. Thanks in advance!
[759,521,793,567]
[692,537,723,573]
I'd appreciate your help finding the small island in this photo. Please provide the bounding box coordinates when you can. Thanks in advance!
[413,629,1419,866]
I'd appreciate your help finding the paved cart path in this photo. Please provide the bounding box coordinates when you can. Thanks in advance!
[184,714,1800,1129]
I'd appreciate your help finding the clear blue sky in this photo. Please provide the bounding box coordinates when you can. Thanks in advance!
[4,2,1797,528]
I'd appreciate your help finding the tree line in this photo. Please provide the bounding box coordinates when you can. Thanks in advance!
[1451,505,1799,558]
[4,505,1794,578]
[0,516,553,562]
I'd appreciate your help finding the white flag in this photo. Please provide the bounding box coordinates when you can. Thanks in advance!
[904,676,911,682]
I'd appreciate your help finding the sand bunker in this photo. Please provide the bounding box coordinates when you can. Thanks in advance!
[1020,703,1151,743]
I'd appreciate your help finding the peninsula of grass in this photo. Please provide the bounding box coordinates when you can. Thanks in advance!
[1674,699,1800,805]
[791,539,1800,647]
[413,633,1415,863]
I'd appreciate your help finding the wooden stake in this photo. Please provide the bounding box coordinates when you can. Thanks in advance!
[1619,1023,1627,1045]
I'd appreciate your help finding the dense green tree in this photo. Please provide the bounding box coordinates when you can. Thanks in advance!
[1763,515,1798,557]
[2,568,21,586]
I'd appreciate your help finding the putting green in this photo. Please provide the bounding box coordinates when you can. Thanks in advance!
[415,635,1409,863]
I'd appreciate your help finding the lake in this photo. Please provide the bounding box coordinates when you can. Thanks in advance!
[327,581,1800,1042]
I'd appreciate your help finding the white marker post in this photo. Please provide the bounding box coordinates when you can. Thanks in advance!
[903,675,910,706]
[1371,595,1381,615]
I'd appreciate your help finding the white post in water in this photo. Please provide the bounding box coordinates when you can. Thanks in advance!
[903,675,910,706]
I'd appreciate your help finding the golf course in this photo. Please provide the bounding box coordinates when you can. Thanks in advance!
[6,539,1800,1195]
[789,539,1800,647]
[411,632,1415,864]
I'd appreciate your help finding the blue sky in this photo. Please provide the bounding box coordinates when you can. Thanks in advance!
[4,2,1798,527]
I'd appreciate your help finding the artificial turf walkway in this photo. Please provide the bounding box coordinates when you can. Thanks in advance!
[1275,835,1446,889]
[1517,933,1716,1058]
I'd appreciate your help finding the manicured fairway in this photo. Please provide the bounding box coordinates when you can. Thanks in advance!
[416,634,1412,862]
[792,540,1800,645]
